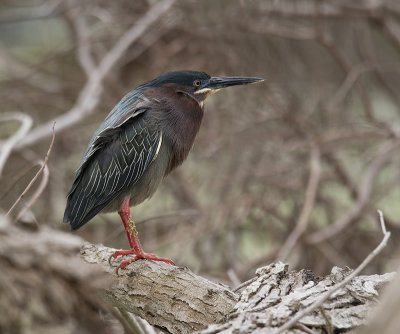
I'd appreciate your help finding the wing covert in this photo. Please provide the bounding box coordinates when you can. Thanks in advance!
[68,91,152,193]
[64,113,162,230]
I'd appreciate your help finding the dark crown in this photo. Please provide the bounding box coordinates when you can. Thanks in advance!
[144,71,210,88]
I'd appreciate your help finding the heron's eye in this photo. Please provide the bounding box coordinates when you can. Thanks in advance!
[194,80,201,87]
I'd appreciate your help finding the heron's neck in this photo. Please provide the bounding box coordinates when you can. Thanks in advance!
[164,94,204,173]
[145,86,204,174]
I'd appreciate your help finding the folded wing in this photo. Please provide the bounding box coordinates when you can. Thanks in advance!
[64,109,161,231]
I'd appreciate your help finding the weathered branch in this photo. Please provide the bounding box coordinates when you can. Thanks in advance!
[81,242,394,334]
[277,210,391,333]
[1,219,391,334]
[199,263,394,334]
[81,243,238,334]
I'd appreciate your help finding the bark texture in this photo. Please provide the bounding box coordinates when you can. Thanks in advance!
[81,243,394,334]
[0,215,112,334]
[198,263,394,334]
[81,242,238,334]
[0,217,394,334]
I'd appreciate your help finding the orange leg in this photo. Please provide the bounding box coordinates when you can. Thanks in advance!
[109,196,173,270]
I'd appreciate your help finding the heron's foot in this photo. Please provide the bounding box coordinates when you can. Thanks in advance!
[109,249,173,274]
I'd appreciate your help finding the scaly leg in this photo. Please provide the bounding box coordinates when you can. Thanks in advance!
[109,196,173,270]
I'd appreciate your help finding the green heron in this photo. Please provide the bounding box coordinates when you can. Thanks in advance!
[63,70,263,270]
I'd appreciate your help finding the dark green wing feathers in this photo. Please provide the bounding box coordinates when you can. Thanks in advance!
[64,112,161,231]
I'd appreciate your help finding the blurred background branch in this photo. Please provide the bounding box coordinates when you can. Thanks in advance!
[13,0,176,149]
[0,112,32,175]
[1,0,400,285]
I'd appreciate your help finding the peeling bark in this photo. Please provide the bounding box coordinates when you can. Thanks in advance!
[81,242,238,333]
[81,244,394,334]
[0,219,394,334]
[198,263,394,334]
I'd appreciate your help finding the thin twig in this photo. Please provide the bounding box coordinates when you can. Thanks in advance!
[277,145,321,260]
[319,307,333,334]
[232,276,258,293]
[0,162,37,201]
[307,140,399,244]
[0,112,33,176]
[276,210,391,333]
[15,164,50,222]
[326,62,373,111]
[6,123,56,217]
[316,30,377,122]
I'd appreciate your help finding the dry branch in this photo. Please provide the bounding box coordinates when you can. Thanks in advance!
[15,163,49,222]
[81,243,238,334]
[276,210,391,333]
[6,123,55,218]
[198,263,394,334]
[81,240,394,334]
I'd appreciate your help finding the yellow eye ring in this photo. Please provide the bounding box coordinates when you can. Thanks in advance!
[194,80,201,87]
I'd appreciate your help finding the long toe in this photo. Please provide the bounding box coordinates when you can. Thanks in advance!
[109,249,136,265]
[110,249,174,272]
[112,249,137,258]
[119,256,137,269]
[116,256,138,275]
[139,252,174,264]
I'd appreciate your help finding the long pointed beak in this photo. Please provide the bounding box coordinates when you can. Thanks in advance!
[206,76,264,90]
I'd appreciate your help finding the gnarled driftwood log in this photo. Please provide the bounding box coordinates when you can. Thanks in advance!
[81,243,394,334]
[81,242,238,333]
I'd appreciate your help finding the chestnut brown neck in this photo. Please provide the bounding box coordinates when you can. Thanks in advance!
[145,85,204,174]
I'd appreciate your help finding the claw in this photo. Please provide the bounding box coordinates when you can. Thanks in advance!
[115,256,136,275]
[108,253,115,266]
[115,264,124,276]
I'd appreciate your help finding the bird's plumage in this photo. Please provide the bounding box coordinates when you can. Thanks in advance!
[64,71,263,232]
[64,71,207,230]
[65,109,162,231]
